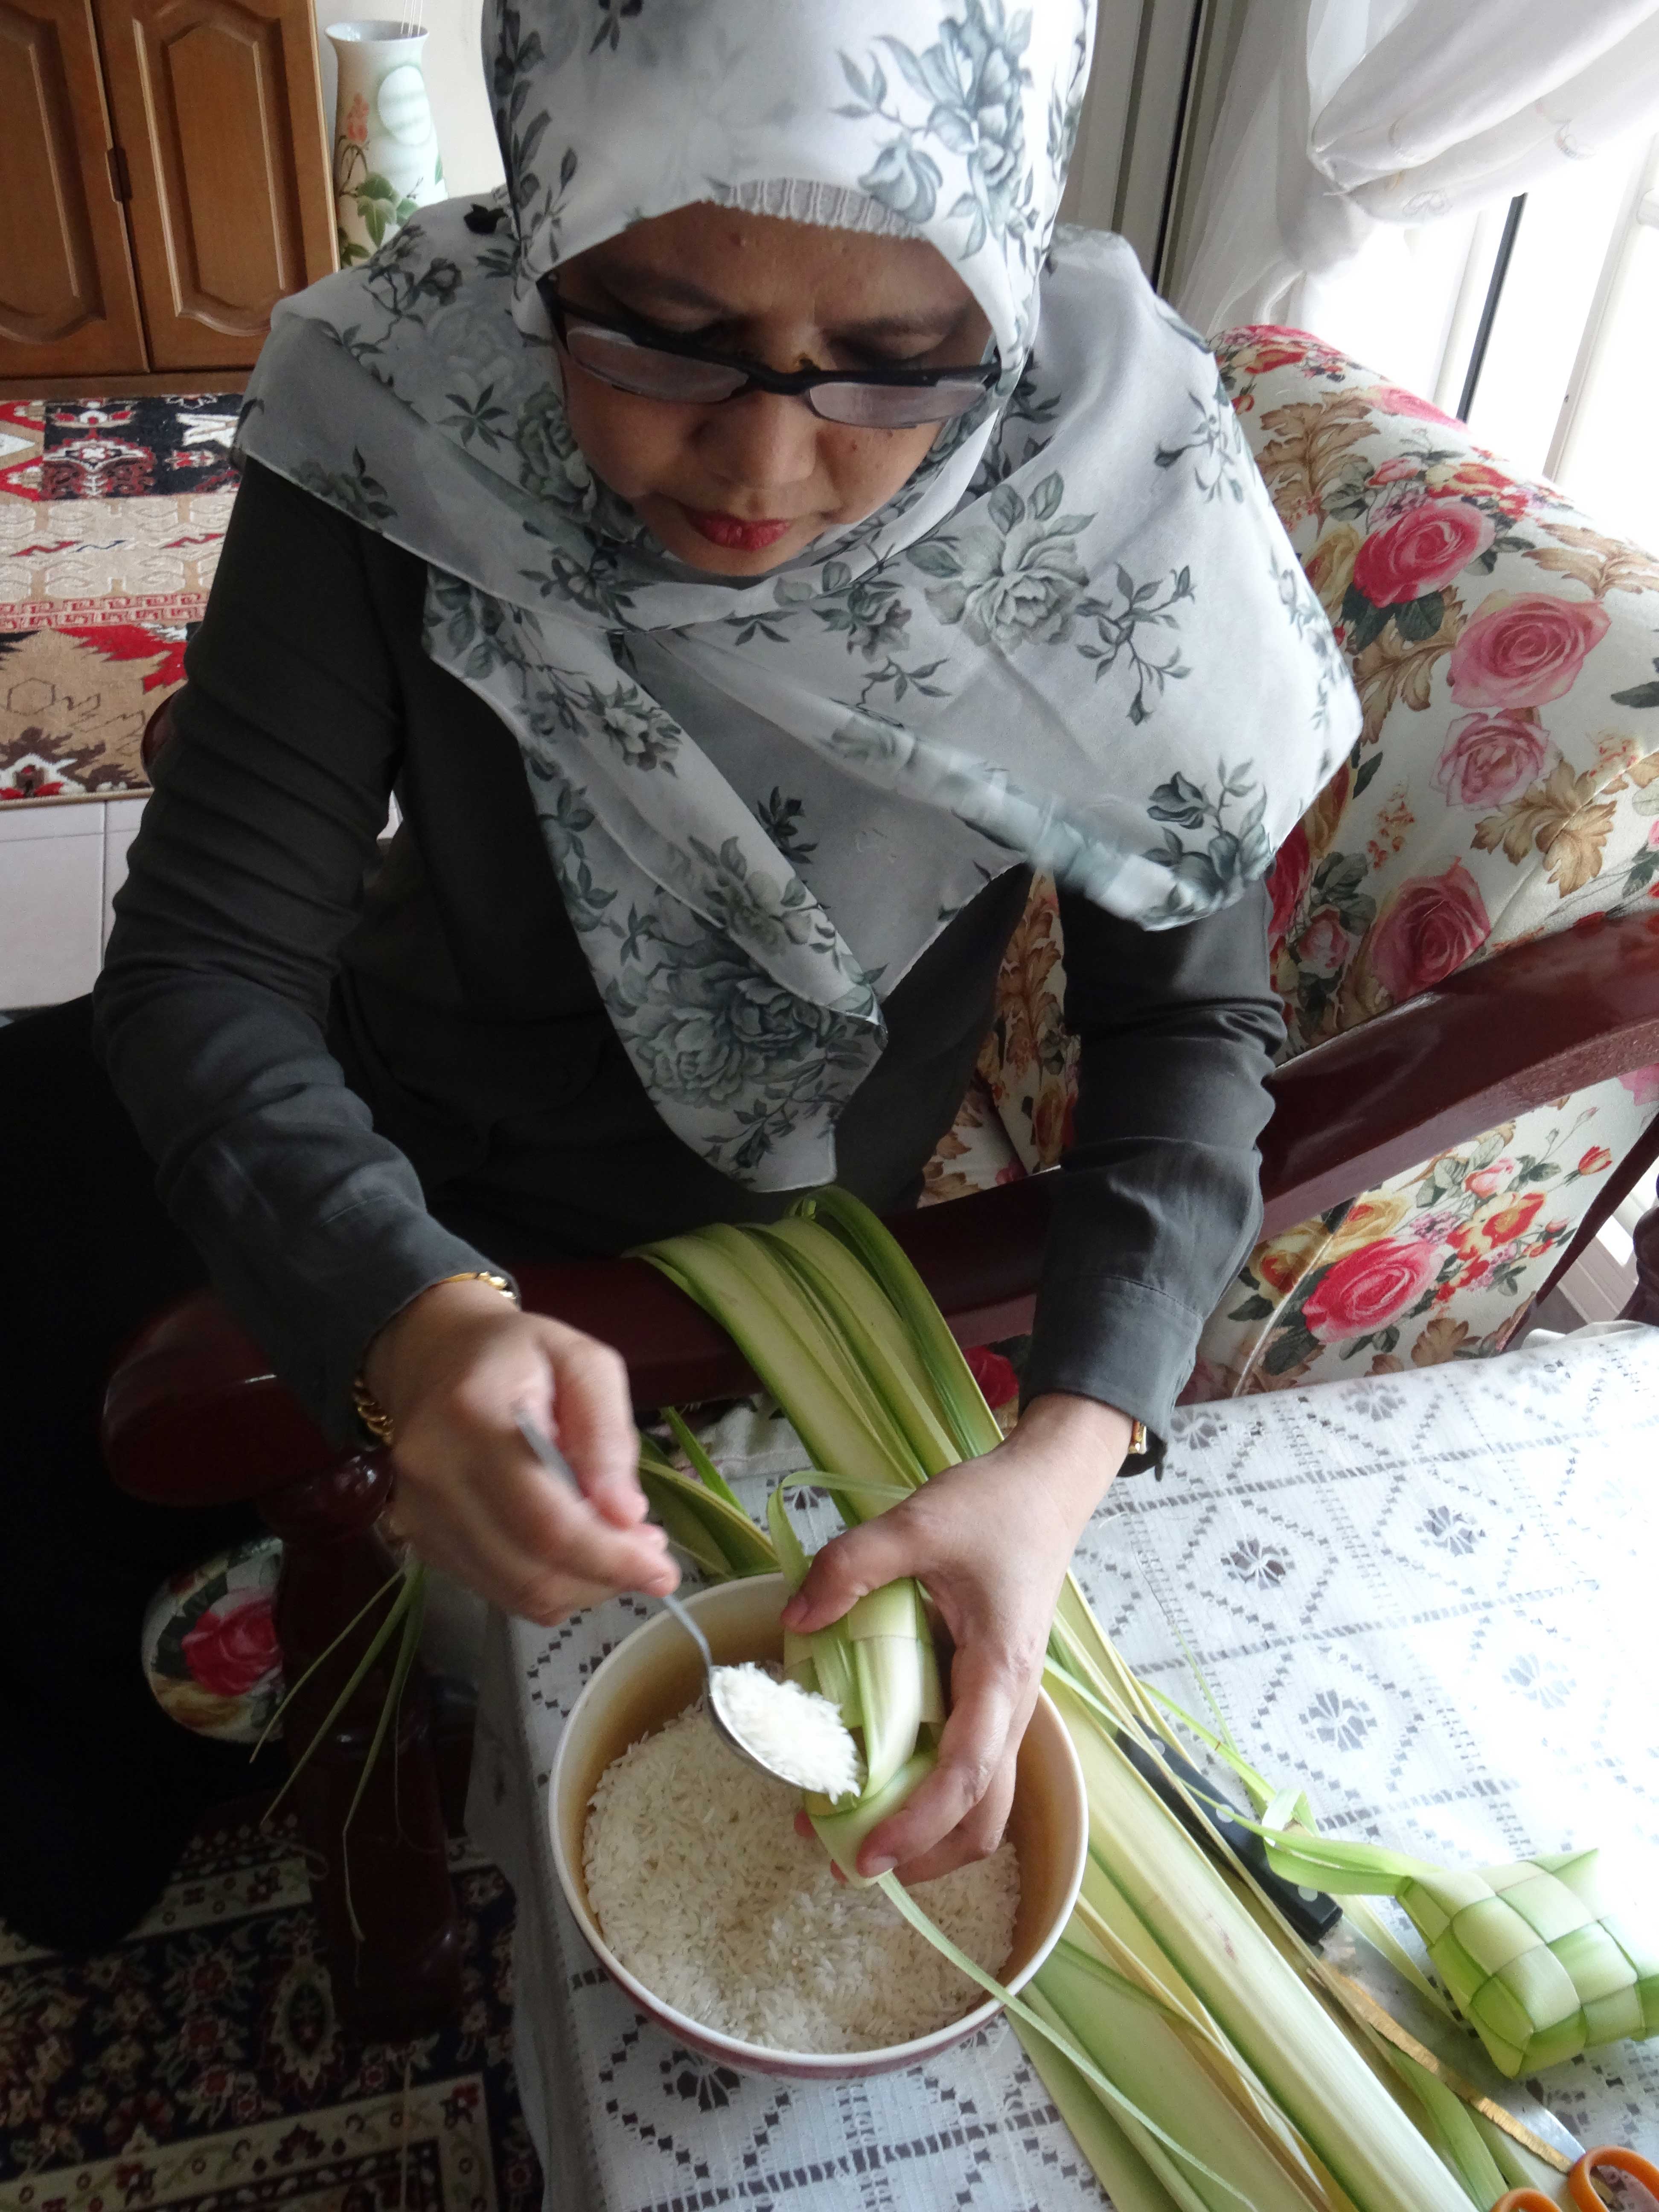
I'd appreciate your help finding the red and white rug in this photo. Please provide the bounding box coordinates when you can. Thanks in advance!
[0,394,240,804]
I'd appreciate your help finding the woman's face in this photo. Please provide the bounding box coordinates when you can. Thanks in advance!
[552,204,992,576]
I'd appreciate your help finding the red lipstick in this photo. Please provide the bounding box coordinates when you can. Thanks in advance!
[681,506,795,551]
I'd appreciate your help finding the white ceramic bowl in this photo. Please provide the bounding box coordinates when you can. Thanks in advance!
[549,1572,1088,2081]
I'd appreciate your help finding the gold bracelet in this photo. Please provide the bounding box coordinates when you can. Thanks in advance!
[1129,1418,1148,1458]
[352,1269,518,1447]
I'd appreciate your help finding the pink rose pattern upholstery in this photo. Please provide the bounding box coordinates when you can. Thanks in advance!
[960,324,1659,1394]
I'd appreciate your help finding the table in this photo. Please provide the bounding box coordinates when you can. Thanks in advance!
[467,1324,1659,2212]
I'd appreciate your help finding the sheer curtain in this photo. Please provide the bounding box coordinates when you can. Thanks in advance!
[1176,0,1659,360]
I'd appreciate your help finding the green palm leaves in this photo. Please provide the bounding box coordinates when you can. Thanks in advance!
[640,1208,946,1875]
[637,1411,777,1579]
[636,1192,1474,2212]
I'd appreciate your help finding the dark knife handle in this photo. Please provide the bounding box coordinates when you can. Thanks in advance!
[1117,1734,1342,1945]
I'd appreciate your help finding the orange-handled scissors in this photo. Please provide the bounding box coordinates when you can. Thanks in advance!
[1496,2143,1659,2211]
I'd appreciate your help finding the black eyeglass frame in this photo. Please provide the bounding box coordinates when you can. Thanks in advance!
[537,275,1001,421]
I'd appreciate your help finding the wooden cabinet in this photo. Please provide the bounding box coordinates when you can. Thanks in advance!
[0,0,332,382]
[0,0,147,375]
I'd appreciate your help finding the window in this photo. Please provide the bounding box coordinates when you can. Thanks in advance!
[1430,132,1659,557]
[1272,128,1659,568]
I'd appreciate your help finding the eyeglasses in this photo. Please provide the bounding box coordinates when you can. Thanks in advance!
[538,278,999,429]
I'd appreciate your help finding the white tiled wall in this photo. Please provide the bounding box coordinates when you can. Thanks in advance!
[0,796,147,1010]
[0,792,397,1012]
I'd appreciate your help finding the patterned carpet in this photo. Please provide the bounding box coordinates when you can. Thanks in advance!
[0,393,240,803]
[0,1803,542,2212]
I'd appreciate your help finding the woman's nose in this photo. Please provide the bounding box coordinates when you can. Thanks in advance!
[697,388,821,498]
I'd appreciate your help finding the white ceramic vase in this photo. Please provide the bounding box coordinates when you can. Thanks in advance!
[327,18,446,268]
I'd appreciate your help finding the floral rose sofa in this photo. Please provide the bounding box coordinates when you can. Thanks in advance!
[941,324,1659,1397]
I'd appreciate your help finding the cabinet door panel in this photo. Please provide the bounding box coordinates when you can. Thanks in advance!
[96,0,332,370]
[0,0,147,376]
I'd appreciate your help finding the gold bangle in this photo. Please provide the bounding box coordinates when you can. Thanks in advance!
[352,1269,518,1447]
[352,1377,398,1446]
[1129,1418,1148,1458]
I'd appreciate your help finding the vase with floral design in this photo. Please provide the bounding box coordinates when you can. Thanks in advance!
[141,1533,285,1743]
[327,19,445,268]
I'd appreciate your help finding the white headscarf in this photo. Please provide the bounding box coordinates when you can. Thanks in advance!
[237,0,1356,1188]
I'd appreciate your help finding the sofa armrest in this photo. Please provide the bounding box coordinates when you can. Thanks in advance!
[1259,908,1659,1224]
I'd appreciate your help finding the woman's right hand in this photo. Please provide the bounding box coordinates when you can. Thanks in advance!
[360,1277,679,1623]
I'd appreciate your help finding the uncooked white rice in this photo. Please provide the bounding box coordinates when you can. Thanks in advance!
[710,1662,862,1796]
[585,1702,1020,2052]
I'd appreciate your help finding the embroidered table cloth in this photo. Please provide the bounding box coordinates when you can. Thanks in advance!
[468,1324,1659,2209]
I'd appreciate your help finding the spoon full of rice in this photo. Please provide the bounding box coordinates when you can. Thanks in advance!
[513,1410,863,1798]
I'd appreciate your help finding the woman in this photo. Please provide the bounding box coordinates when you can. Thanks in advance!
[0,0,1354,1953]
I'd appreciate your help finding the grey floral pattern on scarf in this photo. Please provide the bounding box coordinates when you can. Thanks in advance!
[838,1,1038,265]
[908,473,1092,649]
[236,0,1356,1187]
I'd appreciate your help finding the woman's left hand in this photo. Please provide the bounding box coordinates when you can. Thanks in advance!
[782,1392,1133,1883]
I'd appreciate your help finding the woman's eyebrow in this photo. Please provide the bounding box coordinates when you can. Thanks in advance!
[596,267,967,337]
[595,270,733,313]
[837,308,972,340]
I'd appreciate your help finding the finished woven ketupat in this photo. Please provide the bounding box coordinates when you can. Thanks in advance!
[1249,1831,1659,2078]
[1401,1850,1659,2076]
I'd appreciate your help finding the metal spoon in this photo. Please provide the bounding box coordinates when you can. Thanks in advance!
[511,1407,809,1785]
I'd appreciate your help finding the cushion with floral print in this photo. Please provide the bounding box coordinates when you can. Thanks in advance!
[934,326,1659,1397]
[918,1071,1025,1205]
[1189,1065,1656,1396]
[140,1533,285,1744]
[1217,325,1659,1049]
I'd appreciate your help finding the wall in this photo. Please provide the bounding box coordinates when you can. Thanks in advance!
[0,799,143,1010]
[1162,0,1257,303]
[1060,1,1144,241]
[1059,0,1211,286]
[312,0,504,201]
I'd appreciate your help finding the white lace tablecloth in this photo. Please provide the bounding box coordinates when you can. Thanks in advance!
[467,1325,1659,2211]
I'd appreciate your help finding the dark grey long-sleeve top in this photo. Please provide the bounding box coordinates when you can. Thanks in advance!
[93,458,1284,1452]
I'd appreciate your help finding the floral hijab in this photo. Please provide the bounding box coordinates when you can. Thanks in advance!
[236,0,1357,1188]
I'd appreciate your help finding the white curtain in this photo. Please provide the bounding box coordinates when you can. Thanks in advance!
[1177,0,1659,346]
